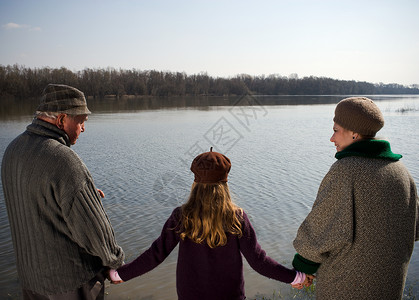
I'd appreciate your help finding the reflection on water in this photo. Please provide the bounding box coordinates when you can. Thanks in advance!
[0,95,418,299]
[2,94,418,119]
[0,95,418,119]
[4,94,416,119]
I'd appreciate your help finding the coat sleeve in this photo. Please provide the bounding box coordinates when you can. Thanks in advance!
[52,145,125,269]
[415,194,419,242]
[116,209,181,281]
[63,180,125,269]
[407,172,418,242]
[293,161,354,265]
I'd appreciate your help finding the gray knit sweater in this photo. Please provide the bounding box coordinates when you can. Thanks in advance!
[294,152,418,299]
[1,119,124,295]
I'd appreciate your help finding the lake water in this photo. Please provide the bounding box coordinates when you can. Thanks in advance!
[1,95,418,299]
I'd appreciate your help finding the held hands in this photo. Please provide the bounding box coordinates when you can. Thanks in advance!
[106,269,124,285]
[291,274,315,290]
[111,279,124,285]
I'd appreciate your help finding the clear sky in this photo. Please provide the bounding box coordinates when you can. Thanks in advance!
[1,0,418,86]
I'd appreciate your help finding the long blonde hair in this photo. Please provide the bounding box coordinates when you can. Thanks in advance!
[179,182,243,248]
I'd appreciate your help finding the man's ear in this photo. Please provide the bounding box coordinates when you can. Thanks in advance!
[55,114,66,129]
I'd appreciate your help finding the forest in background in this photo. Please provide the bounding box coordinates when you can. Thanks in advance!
[1,64,419,100]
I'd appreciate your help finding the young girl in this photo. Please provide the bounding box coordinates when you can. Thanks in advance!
[110,148,312,299]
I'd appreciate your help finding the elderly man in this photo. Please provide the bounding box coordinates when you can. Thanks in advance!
[1,84,124,300]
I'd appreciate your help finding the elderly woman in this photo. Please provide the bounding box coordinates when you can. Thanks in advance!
[292,97,418,299]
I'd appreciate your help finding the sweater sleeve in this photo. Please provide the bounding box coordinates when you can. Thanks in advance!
[117,208,181,281]
[293,161,354,267]
[63,180,125,269]
[239,212,296,283]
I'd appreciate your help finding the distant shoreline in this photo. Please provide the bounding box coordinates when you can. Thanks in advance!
[1,65,419,100]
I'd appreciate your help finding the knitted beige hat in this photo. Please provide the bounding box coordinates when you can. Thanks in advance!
[333,97,384,137]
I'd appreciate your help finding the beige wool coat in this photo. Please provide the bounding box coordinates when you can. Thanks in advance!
[294,155,419,300]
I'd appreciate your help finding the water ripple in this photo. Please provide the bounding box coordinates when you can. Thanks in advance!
[1,100,418,298]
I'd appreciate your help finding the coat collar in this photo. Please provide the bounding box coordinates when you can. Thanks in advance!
[26,118,71,146]
[335,139,402,161]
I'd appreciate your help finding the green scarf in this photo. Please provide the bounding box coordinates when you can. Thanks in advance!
[335,139,402,161]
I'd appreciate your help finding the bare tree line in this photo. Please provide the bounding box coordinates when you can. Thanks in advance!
[1,64,418,100]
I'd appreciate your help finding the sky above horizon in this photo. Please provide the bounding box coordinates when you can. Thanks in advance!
[1,0,418,86]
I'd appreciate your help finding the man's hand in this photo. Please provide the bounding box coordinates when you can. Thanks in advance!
[97,189,105,198]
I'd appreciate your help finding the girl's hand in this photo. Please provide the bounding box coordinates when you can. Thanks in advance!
[291,282,304,289]
[108,269,124,284]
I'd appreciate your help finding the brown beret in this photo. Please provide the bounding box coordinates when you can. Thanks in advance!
[190,147,231,183]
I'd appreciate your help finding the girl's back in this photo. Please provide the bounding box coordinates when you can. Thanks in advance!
[112,148,303,299]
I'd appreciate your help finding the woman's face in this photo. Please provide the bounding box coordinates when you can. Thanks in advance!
[330,122,355,152]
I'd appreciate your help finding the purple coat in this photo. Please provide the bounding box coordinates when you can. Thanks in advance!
[117,207,296,300]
